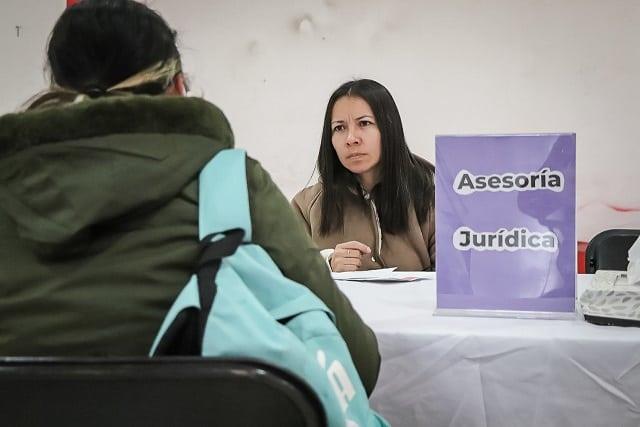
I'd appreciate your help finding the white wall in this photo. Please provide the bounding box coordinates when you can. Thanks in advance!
[2,0,639,241]
[1,1,61,112]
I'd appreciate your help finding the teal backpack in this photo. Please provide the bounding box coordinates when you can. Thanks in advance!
[150,149,388,427]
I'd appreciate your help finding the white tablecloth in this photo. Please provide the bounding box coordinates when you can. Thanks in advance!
[337,274,640,427]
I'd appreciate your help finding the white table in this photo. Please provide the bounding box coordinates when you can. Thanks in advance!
[337,274,640,427]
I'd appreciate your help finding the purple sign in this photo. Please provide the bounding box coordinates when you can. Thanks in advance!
[435,134,576,314]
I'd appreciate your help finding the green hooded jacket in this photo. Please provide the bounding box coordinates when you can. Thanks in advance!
[0,95,380,394]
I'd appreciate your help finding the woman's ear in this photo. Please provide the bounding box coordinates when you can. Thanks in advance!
[165,72,186,96]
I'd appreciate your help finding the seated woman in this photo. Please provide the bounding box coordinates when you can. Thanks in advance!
[0,0,379,394]
[292,79,435,272]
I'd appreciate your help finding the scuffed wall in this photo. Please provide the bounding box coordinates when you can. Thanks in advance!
[2,0,639,242]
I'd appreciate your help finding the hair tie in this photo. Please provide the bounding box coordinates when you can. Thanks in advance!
[84,86,106,98]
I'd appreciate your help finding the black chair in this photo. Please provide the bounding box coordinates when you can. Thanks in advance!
[585,229,640,273]
[0,357,326,427]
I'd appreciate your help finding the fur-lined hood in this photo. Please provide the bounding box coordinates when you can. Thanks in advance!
[0,95,233,156]
[0,95,234,250]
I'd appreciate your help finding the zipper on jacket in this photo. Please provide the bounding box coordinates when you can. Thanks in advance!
[363,190,384,267]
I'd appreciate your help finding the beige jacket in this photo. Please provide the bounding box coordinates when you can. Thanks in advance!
[292,183,435,271]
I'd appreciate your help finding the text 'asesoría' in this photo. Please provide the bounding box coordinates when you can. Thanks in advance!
[453,168,564,195]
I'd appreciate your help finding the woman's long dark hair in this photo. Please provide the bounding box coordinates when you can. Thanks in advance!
[47,0,179,95]
[318,79,434,236]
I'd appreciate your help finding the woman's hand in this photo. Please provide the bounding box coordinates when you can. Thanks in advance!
[330,241,372,272]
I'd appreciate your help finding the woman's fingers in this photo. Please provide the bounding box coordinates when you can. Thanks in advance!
[332,257,361,272]
[335,241,371,258]
[331,241,370,272]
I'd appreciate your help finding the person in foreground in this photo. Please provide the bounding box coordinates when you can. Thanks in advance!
[0,0,379,394]
[292,79,436,272]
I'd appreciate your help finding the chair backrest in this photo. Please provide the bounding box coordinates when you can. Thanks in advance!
[0,357,326,427]
[585,229,640,273]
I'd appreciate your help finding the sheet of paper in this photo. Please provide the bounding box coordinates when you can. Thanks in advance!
[331,268,433,282]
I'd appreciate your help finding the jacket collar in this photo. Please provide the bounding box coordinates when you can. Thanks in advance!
[0,95,234,157]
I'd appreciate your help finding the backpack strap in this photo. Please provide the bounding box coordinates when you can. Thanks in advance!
[150,149,250,356]
[192,148,251,342]
[199,149,252,242]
